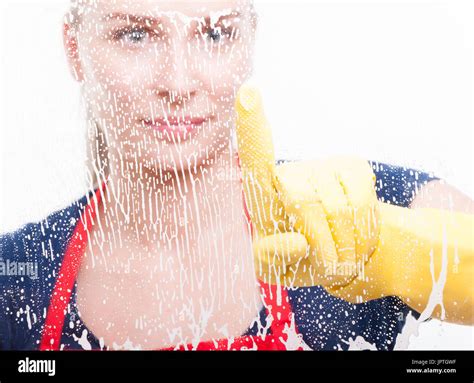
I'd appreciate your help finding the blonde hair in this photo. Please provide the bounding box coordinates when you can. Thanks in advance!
[67,1,110,191]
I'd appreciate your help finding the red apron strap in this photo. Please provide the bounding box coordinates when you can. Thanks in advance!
[40,181,106,350]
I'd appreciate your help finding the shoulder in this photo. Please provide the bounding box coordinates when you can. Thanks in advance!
[368,159,440,208]
[0,192,90,270]
[0,192,90,349]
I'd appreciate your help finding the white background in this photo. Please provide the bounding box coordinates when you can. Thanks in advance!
[0,0,473,349]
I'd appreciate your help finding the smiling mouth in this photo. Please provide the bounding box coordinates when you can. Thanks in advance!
[141,116,211,143]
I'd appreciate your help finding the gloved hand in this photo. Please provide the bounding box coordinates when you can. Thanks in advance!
[329,203,474,324]
[234,83,381,288]
[235,84,474,325]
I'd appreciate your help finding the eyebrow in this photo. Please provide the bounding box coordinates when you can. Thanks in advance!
[100,10,242,25]
[100,12,159,24]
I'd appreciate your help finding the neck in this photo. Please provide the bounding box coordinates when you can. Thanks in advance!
[85,145,261,329]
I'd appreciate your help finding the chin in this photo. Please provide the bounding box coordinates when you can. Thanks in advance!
[138,142,221,176]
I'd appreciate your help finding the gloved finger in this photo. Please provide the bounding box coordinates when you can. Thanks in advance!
[273,162,339,279]
[309,161,357,269]
[253,232,309,268]
[324,208,394,304]
[253,232,309,286]
[235,84,286,237]
[334,156,380,263]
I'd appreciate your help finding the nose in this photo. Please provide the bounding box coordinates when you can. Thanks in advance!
[155,38,199,107]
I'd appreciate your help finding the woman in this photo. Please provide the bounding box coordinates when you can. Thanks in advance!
[0,0,472,350]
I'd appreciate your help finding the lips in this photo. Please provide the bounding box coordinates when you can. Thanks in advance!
[141,116,210,142]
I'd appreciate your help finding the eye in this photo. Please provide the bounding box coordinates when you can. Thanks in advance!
[206,27,233,43]
[207,27,222,42]
[112,26,155,45]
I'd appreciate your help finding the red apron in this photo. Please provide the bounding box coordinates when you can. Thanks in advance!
[40,154,300,351]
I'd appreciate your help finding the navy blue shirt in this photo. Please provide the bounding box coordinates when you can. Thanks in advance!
[0,160,440,350]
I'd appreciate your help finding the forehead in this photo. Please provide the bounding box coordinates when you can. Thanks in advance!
[85,0,251,18]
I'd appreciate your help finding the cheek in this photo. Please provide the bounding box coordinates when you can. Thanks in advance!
[196,49,254,117]
[200,43,254,93]
[81,37,147,83]
[82,49,149,122]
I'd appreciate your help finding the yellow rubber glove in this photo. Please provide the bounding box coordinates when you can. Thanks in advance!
[328,204,474,324]
[235,84,381,288]
[235,84,474,325]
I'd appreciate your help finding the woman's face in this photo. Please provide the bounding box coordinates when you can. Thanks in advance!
[65,0,256,175]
